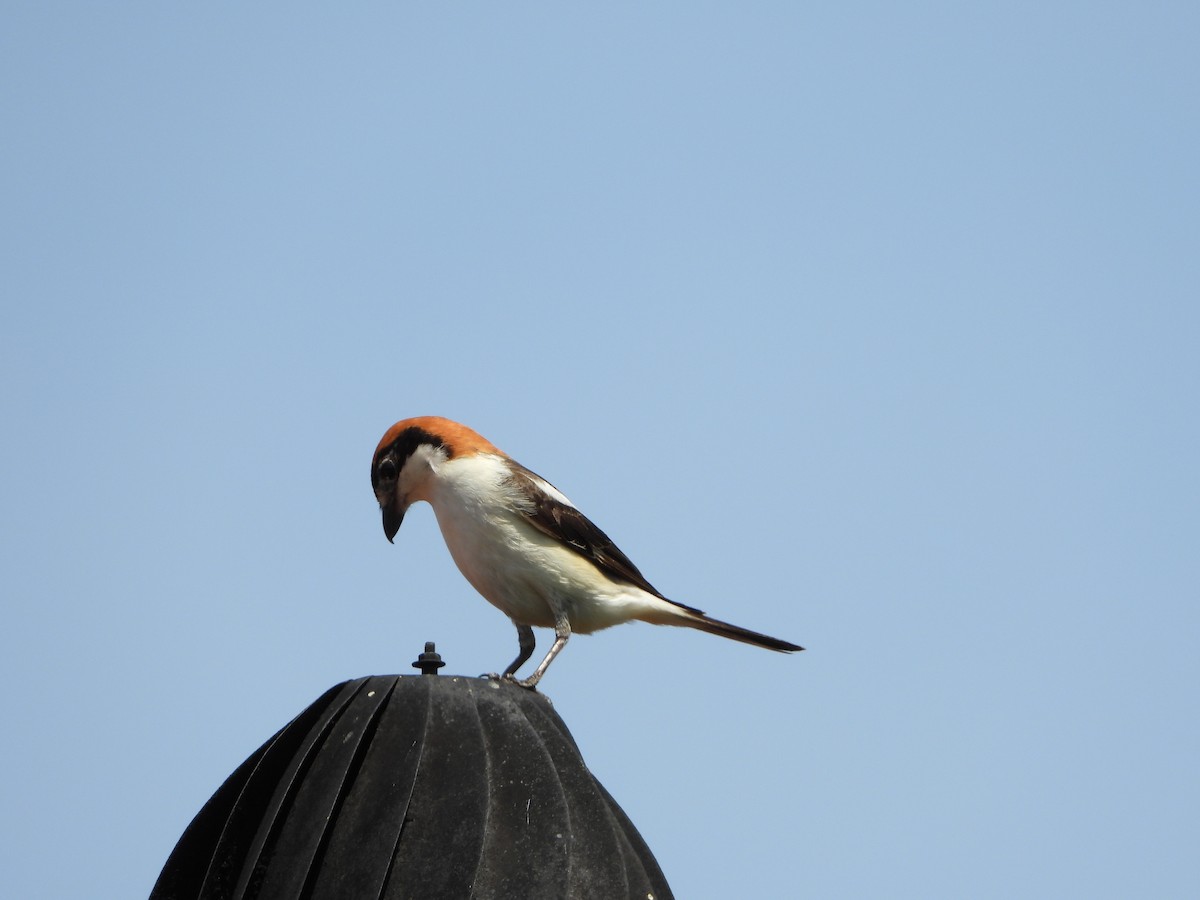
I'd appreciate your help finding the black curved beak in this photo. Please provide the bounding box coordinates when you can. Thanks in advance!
[382,502,404,543]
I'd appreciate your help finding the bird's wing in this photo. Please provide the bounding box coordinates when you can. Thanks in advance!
[504,462,702,613]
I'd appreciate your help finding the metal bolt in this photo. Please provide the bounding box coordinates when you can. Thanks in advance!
[412,641,446,675]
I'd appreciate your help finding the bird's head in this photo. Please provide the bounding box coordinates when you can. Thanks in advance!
[371,416,502,542]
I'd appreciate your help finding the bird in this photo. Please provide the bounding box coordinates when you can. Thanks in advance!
[371,416,803,688]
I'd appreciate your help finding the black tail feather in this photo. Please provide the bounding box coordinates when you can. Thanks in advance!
[685,614,804,653]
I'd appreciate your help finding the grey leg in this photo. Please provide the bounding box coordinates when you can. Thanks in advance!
[513,612,571,689]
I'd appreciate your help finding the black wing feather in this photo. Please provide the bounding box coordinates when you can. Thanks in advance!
[506,463,703,615]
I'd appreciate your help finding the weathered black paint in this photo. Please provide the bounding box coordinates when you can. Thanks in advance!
[152,674,674,900]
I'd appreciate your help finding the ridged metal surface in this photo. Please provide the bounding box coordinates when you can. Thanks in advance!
[152,675,673,900]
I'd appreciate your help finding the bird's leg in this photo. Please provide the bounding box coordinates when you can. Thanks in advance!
[513,612,571,690]
[498,622,536,679]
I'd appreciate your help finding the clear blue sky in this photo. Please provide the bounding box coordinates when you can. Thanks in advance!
[2,4,1197,898]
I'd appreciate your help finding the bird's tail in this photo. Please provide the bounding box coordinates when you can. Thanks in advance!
[683,613,804,653]
[634,596,803,652]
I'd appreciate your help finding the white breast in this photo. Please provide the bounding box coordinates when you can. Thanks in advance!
[424,453,657,632]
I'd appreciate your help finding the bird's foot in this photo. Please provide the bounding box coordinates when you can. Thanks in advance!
[480,671,540,690]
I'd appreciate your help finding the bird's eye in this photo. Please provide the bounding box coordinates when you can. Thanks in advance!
[378,458,398,481]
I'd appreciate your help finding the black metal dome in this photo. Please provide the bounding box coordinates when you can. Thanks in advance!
[151,653,673,900]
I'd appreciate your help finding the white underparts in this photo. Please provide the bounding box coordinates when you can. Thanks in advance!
[420,453,678,633]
